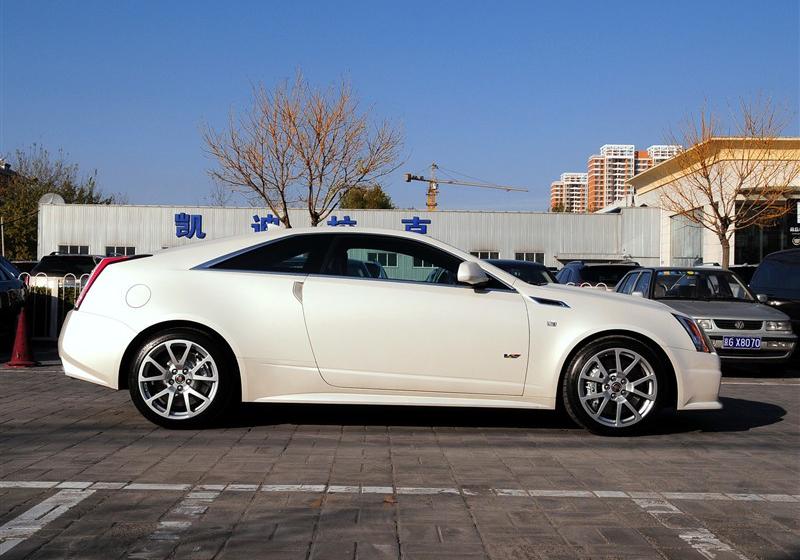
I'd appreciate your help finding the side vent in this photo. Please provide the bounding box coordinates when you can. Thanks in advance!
[530,297,570,308]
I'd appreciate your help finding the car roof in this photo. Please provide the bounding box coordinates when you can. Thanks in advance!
[486,259,546,268]
[762,248,800,260]
[143,227,488,272]
[634,267,736,272]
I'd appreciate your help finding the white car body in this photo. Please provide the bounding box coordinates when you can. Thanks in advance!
[59,228,721,424]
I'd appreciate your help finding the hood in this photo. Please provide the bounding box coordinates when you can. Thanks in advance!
[517,282,675,314]
[659,300,790,321]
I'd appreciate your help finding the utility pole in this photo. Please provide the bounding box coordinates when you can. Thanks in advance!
[1,217,4,257]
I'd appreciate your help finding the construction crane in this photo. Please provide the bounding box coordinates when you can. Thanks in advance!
[404,163,528,211]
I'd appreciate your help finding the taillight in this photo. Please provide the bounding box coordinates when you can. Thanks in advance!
[74,257,130,310]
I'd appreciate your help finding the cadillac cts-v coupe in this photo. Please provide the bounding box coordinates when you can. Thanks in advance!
[59,228,722,435]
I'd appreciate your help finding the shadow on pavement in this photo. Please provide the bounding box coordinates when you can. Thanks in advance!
[225,396,786,435]
[722,362,799,379]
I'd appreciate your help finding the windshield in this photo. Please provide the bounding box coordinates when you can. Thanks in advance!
[491,262,555,285]
[653,270,754,301]
[580,265,638,286]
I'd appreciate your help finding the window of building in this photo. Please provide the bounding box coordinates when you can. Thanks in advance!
[366,252,398,267]
[57,245,89,255]
[470,251,499,260]
[412,257,435,268]
[105,246,136,257]
[514,252,545,264]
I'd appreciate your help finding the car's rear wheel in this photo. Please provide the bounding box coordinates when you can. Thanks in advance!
[128,328,238,428]
[562,336,664,435]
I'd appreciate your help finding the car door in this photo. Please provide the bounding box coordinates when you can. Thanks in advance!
[301,233,530,396]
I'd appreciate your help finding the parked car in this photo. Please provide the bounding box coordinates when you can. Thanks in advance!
[30,253,102,278]
[59,228,722,435]
[616,267,796,363]
[0,256,26,340]
[486,259,556,285]
[729,264,759,286]
[748,249,800,340]
[556,261,641,289]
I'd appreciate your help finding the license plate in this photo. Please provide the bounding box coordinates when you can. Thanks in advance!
[722,336,762,349]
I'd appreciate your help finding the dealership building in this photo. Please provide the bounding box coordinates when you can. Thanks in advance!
[36,204,662,267]
[34,138,800,267]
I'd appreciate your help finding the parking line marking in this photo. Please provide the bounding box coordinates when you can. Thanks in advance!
[128,487,221,558]
[0,489,94,557]
[225,484,259,492]
[593,490,629,498]
[124,483,192,492]
[0,481,58,489]
[396,487,460,495]
[56,481,93,489]
[634,497,749,559]
[662,492,730,501]
[0,480,796,506]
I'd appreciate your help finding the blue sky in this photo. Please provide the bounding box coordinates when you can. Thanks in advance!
[2,0,798,210]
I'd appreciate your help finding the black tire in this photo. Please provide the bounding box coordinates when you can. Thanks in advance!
[127,328,239,429]
[561,335,666,436]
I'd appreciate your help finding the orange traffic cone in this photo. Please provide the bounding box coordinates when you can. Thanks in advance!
[5,305,38,367]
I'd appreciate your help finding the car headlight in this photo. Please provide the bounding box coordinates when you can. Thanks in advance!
[673,314,713,353]
[765,320,792,332]
[696,318,713,331]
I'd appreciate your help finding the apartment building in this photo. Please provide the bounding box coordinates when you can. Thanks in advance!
[549,172,588,212]
[587,144,679,212]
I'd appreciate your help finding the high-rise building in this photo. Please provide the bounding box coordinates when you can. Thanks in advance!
[550,173,588,212]
[586,144,679,212]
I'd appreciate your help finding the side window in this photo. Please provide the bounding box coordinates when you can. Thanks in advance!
[327,234,461,284]
[211,234,333,274]
[633,271,652,295]
[617,273,638,294]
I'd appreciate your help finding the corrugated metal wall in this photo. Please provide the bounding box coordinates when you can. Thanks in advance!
[37,204,661,266]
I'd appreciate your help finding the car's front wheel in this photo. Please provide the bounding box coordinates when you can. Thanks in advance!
[562,336,665,435]
[128,328,238,428]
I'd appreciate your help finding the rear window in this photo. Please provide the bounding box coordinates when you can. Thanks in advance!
[31,256,100,276]
[750,253,800,298]
[580,265,638,286]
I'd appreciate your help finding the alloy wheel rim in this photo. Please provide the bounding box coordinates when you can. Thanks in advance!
[577,347,657,428]
[138,339,219,419]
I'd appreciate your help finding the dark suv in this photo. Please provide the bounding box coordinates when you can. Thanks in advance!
[555,261,640,289]
[30,253,102,278]
[749,248,800,337]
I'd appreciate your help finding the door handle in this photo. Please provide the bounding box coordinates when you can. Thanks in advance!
[292,281,304,303]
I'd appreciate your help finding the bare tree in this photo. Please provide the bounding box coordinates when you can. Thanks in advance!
[659,98,800,268]
[203,74,402,227]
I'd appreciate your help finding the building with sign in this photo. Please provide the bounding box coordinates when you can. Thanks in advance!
[36,204,662,267]
[629,137,800,266]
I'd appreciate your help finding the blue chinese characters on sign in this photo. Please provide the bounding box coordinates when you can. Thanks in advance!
[251,214,280,232]
[327,215,357,227]
[401,216,431,234]
[175,213,206,239]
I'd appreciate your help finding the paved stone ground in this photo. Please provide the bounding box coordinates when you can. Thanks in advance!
[0,358,798,559]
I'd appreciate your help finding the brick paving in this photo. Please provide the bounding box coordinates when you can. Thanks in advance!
[0,363,798,559]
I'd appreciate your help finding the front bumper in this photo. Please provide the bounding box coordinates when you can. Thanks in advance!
[669,345,722,411]
[59,310,138,389]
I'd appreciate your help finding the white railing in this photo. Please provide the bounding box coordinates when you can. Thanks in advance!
[18,272,90,340]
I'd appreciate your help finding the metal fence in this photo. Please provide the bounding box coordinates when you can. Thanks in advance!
[19,273,89,341]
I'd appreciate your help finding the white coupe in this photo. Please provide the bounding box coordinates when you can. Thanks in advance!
[59,228,722,435]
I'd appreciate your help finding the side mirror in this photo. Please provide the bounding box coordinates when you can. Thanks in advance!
[457,261,489,287]
[631,291,645,298]
[756,294,768,303]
